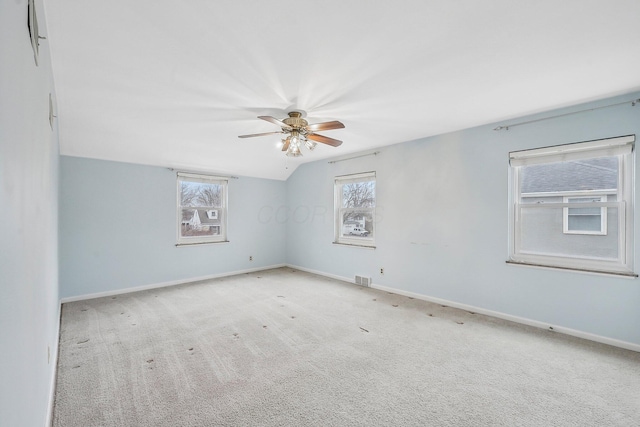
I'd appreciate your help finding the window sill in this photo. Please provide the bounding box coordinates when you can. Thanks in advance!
[176,240,230,247]
[332,241,376,250]
[505,260,637,278]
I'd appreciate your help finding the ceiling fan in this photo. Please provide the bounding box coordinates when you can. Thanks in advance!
[238,111,345,157]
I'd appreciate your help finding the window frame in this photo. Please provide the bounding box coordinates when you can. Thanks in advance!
[508,135,635,276]
[334,172,376,248]
[562,194,608,236]
[176,172,229,246]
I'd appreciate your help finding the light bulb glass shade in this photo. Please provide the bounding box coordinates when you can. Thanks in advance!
[289,130,300,145]
[286,142,302,157]
[284,130,303,156]
[304,139,317,151]
[286,135,302,157]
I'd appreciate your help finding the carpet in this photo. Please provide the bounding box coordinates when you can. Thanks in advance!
[53,268,640,426]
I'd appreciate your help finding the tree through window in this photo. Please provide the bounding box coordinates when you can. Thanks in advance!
[335,172,376,246]
[177,173,228,245]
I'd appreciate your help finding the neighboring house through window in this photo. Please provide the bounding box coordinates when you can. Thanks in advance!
[177,172,228,245]
[334,172,376,247]
[509,135,635,275]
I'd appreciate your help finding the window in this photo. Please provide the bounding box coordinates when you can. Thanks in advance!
[334,172,376,247]
[177,172,228,245]
[509,135,635,276]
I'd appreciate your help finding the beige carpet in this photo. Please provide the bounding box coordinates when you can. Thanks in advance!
[53,268,640,426]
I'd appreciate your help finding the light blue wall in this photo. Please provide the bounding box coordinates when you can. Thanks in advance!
[286,92,640,346]
[0,0,60,425]
[59,94,640,348]
[59,157,287,298]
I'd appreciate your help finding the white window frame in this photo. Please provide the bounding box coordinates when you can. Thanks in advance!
[563,194,607,235]
[334,172,376,248]
[508,135,635,276]
[177,172,228,246]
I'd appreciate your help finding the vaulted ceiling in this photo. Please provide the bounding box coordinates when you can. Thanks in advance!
[45,0,640,180]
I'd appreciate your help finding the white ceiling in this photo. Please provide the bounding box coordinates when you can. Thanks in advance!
[45,0,640,180]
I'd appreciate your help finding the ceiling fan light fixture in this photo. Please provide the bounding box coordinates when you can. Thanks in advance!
[286,139,302,157]
[289,130,300,145]
[239,111,344,157]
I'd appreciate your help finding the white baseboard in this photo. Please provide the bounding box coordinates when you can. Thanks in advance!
[287,264,640,353]
[286,264,355,285]
[46,301,62,427]
[60,264,286,303]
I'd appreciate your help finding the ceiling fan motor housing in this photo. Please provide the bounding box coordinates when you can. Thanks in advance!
[282,111,307,129]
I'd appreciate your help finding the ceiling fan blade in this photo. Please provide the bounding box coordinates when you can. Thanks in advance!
[281,139,290,151]
[306,120,345,132]
[258,116,292,129]
[307,133,343,147]
[238,131,283,139]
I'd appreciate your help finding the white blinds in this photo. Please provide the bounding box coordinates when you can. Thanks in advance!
[510,135,634,167]
[177,172,229,184]
[335,171,375,185]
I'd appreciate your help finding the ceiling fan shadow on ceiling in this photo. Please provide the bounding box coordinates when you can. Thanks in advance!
[238,111,344,157]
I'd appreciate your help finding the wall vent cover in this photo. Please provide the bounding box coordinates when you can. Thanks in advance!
[355,275,371,287]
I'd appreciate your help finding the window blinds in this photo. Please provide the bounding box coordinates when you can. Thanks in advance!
[509,135,634,167]
[177,172,229,184]
[335,171,376,185]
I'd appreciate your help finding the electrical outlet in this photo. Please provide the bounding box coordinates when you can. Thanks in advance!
[380,268,384,275]
[249,256,253,261]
